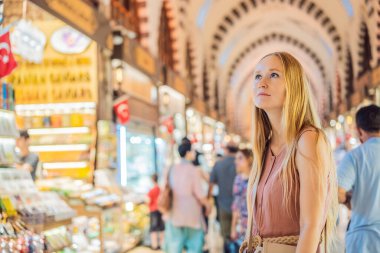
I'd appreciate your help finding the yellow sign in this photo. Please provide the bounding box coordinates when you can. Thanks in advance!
[173,76,187,96]
[135,46,156,75]
[46,0,98,36]
[7,20,98,104]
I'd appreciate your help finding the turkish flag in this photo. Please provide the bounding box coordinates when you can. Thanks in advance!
[0,31,17,78]
[113,96,130,124]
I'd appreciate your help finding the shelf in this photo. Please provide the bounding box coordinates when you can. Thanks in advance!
[43,218,73,231]
[42,161,88,170]
[15,102,96,113]
[0,109,15,114]
[0,136,16,142]
[26,218,72,233]
[28,127,91,135]
[29,144,90,152]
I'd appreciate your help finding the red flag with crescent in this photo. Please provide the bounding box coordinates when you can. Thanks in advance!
[0,31,17,78]
[113,96,130,124]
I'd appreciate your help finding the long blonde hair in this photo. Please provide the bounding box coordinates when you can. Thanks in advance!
[246,52,338,248]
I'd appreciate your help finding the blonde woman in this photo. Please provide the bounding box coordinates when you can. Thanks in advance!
[240,52,338,253]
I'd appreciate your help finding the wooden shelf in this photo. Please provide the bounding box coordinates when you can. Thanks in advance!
[27,218,72,233]
[0,109,14,114]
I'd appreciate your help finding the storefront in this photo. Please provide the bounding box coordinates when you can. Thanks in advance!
[186,107,204,151]
[202,116,216,167]
[214,121,226,155]
[5,0,111,181]
[158,85,186,166]
[0,1,131,252]
[112,35,159,191]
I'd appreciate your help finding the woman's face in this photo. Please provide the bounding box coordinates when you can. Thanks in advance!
[253,55,286,111]
[235,151,249,173]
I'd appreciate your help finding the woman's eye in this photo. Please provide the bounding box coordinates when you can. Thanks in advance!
[255,74,262,80]
[270,73,279,78]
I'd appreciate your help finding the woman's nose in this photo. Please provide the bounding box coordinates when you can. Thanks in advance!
[258,77,268,88]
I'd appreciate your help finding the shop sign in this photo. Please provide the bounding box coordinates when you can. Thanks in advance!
[6,19,98,104]
[172,75,188,97]
[0,31,17,78]
[10,20,46,63]
[135,45,156,75]
[123,38,132,63]
[113,96,130,124]
[128,96,158,125]
[50,26,91,54]
[371,66,380,87]
[30,0,111,49]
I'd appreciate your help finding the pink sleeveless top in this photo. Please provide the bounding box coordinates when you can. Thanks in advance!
[252,138,329,251]
[253,147,300,237]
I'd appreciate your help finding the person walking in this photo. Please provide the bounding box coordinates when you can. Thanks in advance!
[230,149,253,249]
[338,104,380,253]
[164,141,211,253]
[208,142,238,251]
[240,52,338,252]
[147,174,165,250]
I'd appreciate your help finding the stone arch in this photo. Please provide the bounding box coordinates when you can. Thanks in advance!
[357,21,373,77]
[345,49,354,108]
[158,0,179,71]
[207,0,344,64]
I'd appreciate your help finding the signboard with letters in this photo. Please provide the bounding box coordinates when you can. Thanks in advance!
[6,20,98,104]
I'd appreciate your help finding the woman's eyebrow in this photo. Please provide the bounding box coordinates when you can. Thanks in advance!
[269,68,281,72]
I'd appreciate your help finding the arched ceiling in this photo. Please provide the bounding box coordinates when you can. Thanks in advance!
[141,0,377,139]
[182,0,357,139]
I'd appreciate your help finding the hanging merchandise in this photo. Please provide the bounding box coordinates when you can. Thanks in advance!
[0,31,18,78]
[10,19,46,63]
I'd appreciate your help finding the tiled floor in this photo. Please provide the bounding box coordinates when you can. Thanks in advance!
[129,208,223,253]
[129,206,348,253]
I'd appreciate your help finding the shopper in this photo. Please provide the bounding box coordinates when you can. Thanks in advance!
[208,142,238,252]
[193,150,211,253]
[15,130,39,181]
[230,149,253,249]
[240,52,338,252]
[338,104,380,253]
[147,174,165,250]
[213,153,224,223]
[164,141,211,253]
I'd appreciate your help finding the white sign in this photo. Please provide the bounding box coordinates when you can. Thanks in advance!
[50,26,91,54]
[11,19,46,63]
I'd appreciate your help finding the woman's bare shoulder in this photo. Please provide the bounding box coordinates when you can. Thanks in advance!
[296,126,328,157]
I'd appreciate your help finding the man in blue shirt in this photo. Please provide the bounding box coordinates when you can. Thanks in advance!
[338,104,380,253]
[208,142,238,252]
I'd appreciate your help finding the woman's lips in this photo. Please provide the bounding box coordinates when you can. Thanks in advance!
[257,92,270,96]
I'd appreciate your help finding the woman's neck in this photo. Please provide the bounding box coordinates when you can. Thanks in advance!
[266,109,286,151]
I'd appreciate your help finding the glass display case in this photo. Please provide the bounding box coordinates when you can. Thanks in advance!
[117,123,156,194]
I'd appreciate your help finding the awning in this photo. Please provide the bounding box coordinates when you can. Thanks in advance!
[30,0,112,49]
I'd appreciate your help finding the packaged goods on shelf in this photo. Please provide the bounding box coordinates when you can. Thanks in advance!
[37,177,150,252]
[0,169,37,193]
[0,83,15,111]
[0,170,75,226]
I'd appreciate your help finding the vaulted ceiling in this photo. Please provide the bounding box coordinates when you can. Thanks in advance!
[137,0,379,139]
